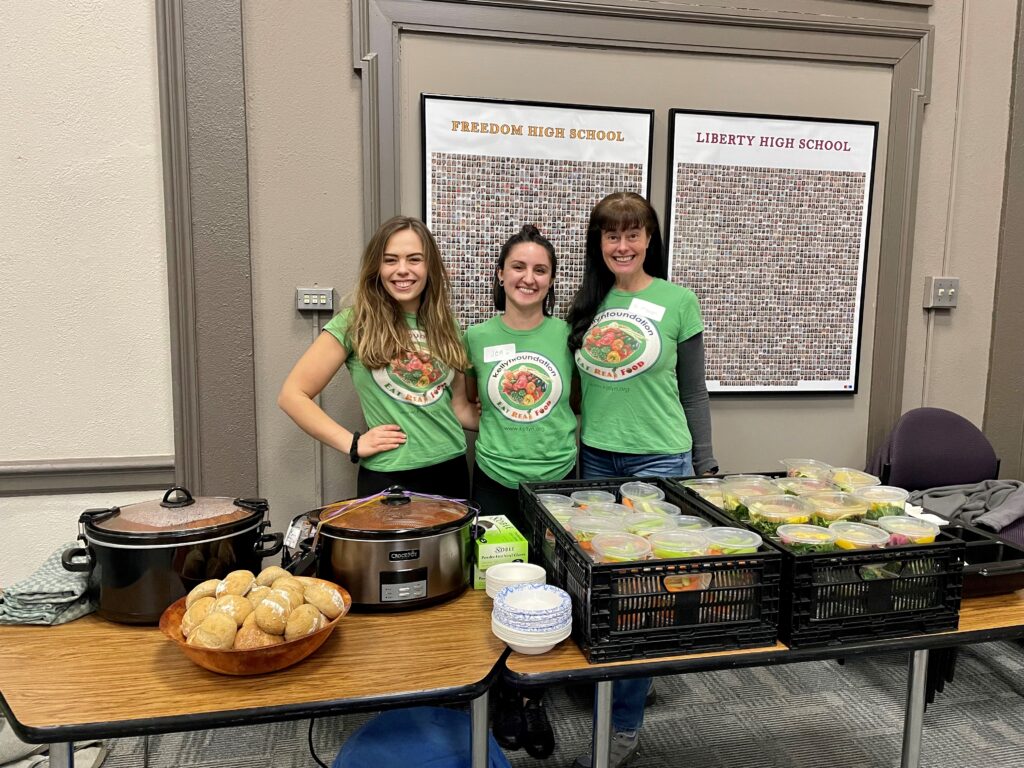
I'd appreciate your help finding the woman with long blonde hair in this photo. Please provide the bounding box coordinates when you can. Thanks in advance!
[278,216,476,498]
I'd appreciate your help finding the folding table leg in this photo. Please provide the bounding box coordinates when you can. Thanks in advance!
[471,689,489,768]
[901,648,929,768]
[593,681,613,768]
[48,743,74,768]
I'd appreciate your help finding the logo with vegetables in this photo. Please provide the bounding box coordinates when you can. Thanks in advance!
[487,353,562,423]
[373,329,453,406]
[575,309,660,381]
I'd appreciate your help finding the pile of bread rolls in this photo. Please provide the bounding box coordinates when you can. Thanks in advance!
[180,566,346,650]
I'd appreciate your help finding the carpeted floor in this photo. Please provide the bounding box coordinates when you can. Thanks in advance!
[97,641,1024,768]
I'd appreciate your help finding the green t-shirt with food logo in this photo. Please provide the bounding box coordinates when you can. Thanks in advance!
[464,316,577,488]
[575,278,704,455]
[323,309,466,472]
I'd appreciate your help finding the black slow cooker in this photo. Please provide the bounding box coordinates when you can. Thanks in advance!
[61,486,283,624]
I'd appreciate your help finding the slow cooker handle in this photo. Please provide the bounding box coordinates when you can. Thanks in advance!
[254,522,284,558]
[61,544,94,572]
[235,497,269,513]
[160,486,196,508]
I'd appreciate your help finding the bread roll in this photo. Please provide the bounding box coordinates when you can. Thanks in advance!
[247,584,271,610]
[242,610,257,628]
[216,570,255,597]
[181,596,215,638]
[269,586,303,612]
[253,593,291,635]
[255,565,290,587]
[234,624,284,650]
[285,604,325,641]
[294,576,319,587]
[186,579,220,608]
[304,582,346,619]
[271,576,305,593]
[187,612,237,649]
[209,594,253,627]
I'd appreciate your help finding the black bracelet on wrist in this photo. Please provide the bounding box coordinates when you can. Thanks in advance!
[349,431,361,464]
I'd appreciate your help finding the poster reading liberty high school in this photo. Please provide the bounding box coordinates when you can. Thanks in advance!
[667,110,878,394]
[423,95,653,329]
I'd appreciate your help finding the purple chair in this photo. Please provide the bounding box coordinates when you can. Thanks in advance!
[867,407,999,492]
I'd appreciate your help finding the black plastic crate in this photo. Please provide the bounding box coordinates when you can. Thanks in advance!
[946,523,1024,597]
[519,477,781,663]
[666,475,965,648]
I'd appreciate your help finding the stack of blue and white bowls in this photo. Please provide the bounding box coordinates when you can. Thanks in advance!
[491,583,572,655]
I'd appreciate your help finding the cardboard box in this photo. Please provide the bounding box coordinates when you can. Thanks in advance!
[473,515,529,589]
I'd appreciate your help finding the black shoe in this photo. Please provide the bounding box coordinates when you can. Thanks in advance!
[492,686,523,751]
[521,697,555,759]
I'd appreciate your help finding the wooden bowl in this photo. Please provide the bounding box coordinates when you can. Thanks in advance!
[159,579,351,675]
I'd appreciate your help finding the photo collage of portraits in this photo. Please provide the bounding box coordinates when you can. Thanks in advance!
[430,152,645,330]
[670,163,867,388]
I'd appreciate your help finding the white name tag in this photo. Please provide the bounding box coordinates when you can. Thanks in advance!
[628,298,666,322]
[484,343,516,362]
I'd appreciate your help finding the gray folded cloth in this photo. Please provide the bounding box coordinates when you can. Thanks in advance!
[908,480,1024,531]
[0,544,96,625]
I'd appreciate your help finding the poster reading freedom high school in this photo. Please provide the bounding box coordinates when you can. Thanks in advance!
[666,110,878,394]
[422,95,653,329]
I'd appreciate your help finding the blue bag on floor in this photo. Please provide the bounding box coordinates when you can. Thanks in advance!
[332,706,512,768]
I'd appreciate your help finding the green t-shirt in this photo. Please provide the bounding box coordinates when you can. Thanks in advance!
[575,278,704,455]
[464,316,577,488]
[323,309,466,472]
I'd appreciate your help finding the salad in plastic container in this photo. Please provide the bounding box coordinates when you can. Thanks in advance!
[674,515,713,531]
[829,467,881,493]
[877,516,939,546]
[721,476,779,520]
[537,493,574,510]
[853,486,910,520]
[591,532,652,563]
[829,521,891,550]
[746,495,814,536]
[625,514,678,537]
[570,489,616,508]
[583,501,631,519]
[649,529,709,559]
[777,524,837,554]
[780,458,833,479]
[619,481,665,510]
[681,478,725,508]
[802,491,868,528]
[703,527,763,556]
[567,516,626,551]
[640,499,682,518]
[775,477,836,496]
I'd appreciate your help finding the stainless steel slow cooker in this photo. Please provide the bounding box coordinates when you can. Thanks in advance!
[61,486,283,624]
[294,487,477,611]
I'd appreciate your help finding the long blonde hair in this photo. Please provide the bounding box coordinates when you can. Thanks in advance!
[348,216,468,370]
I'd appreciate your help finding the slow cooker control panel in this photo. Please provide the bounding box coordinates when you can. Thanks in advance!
[380,567,428,602]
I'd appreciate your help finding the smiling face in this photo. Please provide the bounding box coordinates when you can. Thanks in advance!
[498,242,553,316]
[601,227,651,285]
[379,228,428,313]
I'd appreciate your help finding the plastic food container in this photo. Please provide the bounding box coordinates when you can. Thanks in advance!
[570,490,616,508]
[777,524,838,554]
[681,478,725,508]
[802,491,868,528]
[854,486,911,520]
[775,477,836,496]
[568,516,627,551]
[638,499,682,518]
[674,515,713,531]
[828,521,891,550]
[648,529,709,559]
[780,458,833,479]
[619,482,665,510]
[591,532,652,563]
[829,468,881,493]
[746,495,814,536]
[721,476,779,519]
[583,501,632,519]
[625,514,678,537]
[549,507,577,530]
[878,516,939,546]
[703,527,763,556]
[537,493,574,511]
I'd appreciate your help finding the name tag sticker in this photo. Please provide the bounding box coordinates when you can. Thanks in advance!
[484,344,516,363]
[628,298,666,322]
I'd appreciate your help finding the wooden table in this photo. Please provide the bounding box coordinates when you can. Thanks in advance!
[505,592,1024,768]
[0,589,507,768]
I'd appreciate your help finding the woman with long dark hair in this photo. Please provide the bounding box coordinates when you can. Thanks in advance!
[567,192,717,768]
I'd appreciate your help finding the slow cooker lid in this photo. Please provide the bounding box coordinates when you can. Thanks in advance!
[314,487,472,536]
[84,486,266,535]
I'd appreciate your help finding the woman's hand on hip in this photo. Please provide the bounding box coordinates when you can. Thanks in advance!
[358,424,407,457]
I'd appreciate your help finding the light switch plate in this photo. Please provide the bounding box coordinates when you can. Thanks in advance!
[296,287,335,312]
[923,277,959,309]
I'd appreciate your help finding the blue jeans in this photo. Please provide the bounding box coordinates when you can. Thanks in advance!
[581,445,693,733]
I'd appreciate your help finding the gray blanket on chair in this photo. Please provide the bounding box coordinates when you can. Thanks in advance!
[908,479,1024,531]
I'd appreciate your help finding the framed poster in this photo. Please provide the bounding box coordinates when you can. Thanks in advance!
[666,109,878,394]
[423,94,654,329]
